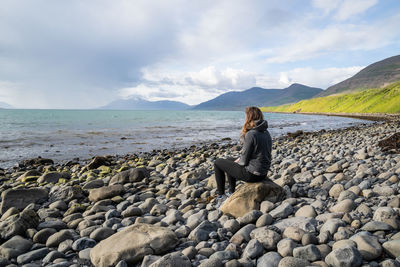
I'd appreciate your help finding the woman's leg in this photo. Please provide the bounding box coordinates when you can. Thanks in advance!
[240,172,266,183]
[214,158,245,194]
[214,159,227,195]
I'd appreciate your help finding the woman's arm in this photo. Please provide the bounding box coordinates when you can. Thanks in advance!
[237,132,254,166]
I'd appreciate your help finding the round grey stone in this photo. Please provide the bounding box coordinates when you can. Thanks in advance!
[293,244,321,262]
[242,239,264,259]
[257,251,282,267]
[278,256,310,267]
[325,246,362,267]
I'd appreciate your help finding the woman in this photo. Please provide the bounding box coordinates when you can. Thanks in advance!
[214,106,272,205]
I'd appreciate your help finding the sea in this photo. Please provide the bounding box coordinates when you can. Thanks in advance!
[0,109,373,168]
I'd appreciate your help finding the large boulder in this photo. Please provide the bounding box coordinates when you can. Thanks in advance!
[220,180,285,218]
[109,168,150,185]
[88,185,125,202]
[90,223,178,267]
[1,188,48,214]
[0,210,40,239]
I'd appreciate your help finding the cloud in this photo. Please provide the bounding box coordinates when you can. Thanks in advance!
[312,0,341,15]
[0,0,398,108]
[334,0,378,21]
[265,13,400,63]
[278,66,364,88]
[118,66,259,104]
[117,65,364,104]
[142,66,258,90]
[312,0,378,20]
[0,0,186,108]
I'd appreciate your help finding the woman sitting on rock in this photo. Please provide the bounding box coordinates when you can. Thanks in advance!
[214,106,272,206]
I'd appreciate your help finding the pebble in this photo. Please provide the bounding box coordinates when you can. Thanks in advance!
[277,238,298,257]
[270,203,293,219]
[257,251,282,266]
[351,233,382,260]
[198,257,223,267]
[255,214,273,227]
[332,239,356,250]
[283,226,305,242]
[383,239,400,258]
[325,246,362,267]
[242,239,264,259]
[329,199,355,213]
[250,227,281,250]
[16,248,49,265]
[292,244,321,262]
[278,256,310,267]
[295,205,316,217]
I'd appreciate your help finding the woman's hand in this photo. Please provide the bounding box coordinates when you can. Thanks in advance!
[234,158,240,163]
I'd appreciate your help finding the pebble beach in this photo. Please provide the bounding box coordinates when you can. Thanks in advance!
[0,119,400,267]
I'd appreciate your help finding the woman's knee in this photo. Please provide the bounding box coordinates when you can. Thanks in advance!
[214,158,224,168]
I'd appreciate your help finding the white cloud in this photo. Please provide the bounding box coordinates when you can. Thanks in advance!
[187,67,257,89]
[266,13,400,63]
[119,83,219,106]
[334,0,378,21]
[117,65,364,105]
[312,0,378,20]
[312,0,341,15]
[142,66,257,90]
[278,66,364,88]
[118,66,259,105]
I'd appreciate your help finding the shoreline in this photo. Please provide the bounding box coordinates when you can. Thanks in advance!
[0,110,378,170]
[2,117,378,171]
[264,111,400,122]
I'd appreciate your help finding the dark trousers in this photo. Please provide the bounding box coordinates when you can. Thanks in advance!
[214,158,265,195]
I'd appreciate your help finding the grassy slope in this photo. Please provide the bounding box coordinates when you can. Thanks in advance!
[261,81,400,114]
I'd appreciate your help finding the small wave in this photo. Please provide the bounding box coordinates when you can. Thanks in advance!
[270,122,302,128]
[87,131,105,135]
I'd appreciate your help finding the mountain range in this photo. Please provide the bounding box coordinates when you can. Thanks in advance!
[100,84,323,110]
[192,83,323,110]
[261,54,400,114]
[318,55,400,97]
[99,98,191,110]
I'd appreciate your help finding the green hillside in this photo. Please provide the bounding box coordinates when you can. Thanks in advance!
[317,55,400,97]
[261,81,400,114]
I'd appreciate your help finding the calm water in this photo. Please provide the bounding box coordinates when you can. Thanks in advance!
[0,109,372,168]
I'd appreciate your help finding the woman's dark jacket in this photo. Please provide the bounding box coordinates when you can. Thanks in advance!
[237,120,272,176]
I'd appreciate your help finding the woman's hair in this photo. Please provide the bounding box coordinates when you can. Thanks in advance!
[241,106,264,138]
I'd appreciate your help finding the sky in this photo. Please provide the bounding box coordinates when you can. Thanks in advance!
[0,0,399,108]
